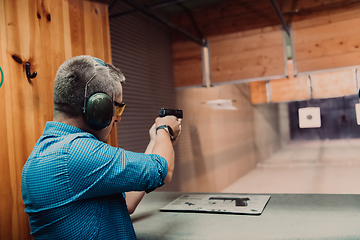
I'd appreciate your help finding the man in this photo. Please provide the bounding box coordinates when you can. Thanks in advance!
[21,55,181,239]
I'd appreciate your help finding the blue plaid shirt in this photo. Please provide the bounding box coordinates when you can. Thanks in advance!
[21,121,168,239]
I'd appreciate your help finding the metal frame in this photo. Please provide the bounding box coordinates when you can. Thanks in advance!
[109,0,187,18]
[281,27,289,77]
[210,74,287,86]
[177,2,203,40]
[296,65,360,77]
[269,0,290,36]
[289,25,298,77]
[175,84,207,91]
[201,39,211,87]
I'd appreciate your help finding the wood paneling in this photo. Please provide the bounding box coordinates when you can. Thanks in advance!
[270,75,309,102]
[0,0,114,239]
[169,0,360,91]
[292,6,360,73]
[250,81,267,104]
[209,26,286,83]
[311,69,357,99]
[270,60,309,102]
[173,41,203,88]
[171,1,287,87]
[281,0,360,24]
[250,61,358,104]
[173,25,286,88]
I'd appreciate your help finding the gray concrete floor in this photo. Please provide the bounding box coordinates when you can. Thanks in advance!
[222,139,360,194]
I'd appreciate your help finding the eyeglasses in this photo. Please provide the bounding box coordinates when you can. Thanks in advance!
[114,101,126,117]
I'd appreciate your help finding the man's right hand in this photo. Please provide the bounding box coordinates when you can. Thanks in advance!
[155,116,181,142]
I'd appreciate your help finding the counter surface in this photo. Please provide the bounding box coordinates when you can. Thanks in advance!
[131,192,360,240]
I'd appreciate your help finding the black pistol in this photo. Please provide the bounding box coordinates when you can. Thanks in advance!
[159,108,183,119]
[208,197,250,207]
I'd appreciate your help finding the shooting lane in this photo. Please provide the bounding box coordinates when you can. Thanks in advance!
[127,0,360,239]
[165,0,360,193]
[131,192,360,239]
[0,0,116,239]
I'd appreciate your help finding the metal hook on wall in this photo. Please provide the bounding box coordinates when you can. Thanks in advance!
[26,62,37,81]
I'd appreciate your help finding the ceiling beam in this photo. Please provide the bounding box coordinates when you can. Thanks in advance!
[269,0,290,36]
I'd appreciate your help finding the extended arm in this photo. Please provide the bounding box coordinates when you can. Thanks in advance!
[125,124,156,214]
[126,118,180,214]
[125,191,145,214]
[151,116,180,182]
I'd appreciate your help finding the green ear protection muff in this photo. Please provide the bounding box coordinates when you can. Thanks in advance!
[83,92,114,130]
[82,57,115,130]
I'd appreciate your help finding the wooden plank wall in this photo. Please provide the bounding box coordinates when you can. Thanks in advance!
[171,0,286,88]
[171,0,360,102]
[0,0,115,239]
[250,61,359,104]
[172,25,286,88]
[292,3,360,73]
[310,69,358,99]
[209,26,286,84]
[250,81,268,104]
[270,61,309,102]
[250,60,309,104]
[249,1,360,104]
[173,41,203,88]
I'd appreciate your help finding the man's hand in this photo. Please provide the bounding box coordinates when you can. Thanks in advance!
[156,116,181,142]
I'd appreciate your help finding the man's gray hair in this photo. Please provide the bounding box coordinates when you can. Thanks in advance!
[53,55,125,117]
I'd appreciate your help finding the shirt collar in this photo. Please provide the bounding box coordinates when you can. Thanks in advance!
[43,121,87,136]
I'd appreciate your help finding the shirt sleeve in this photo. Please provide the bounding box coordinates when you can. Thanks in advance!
[66,135,168,200]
